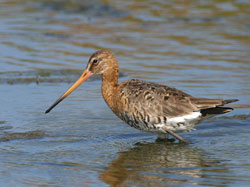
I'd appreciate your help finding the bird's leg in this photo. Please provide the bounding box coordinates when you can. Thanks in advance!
[156,133,176,143]
[157,133,169,139]
[162,127,190,144]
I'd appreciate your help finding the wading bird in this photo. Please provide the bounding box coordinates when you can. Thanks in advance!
[45,50,238,143]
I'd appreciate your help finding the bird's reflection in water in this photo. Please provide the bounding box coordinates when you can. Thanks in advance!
[100,140,224,186]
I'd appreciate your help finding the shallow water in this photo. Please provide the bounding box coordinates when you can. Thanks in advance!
[0,0,250,186]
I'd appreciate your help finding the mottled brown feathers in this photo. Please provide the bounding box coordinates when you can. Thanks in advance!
[87,50,238,139]
[46,49,239,143]
[114,79,238,119]
[87,50,238,120]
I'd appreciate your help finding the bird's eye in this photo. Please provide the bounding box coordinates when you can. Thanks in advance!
[93,59,98,64]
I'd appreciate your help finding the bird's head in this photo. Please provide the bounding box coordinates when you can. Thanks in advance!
[45,50,118,113]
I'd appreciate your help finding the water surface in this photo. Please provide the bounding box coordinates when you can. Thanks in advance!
[0,0,250,186]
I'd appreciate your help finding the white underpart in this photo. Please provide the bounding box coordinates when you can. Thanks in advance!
[155,112,202,133]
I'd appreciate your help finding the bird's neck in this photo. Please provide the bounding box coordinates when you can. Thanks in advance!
[101,68,119,111]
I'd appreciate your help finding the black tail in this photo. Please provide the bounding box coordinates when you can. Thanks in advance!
[200,107,234,116]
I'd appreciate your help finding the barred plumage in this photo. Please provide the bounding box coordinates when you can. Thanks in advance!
[46,50,238,143]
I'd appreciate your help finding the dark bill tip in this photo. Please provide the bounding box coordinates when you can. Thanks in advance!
[45,98,63,114]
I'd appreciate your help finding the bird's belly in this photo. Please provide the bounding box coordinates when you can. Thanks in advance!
[121,112,202,133]
[164,112,202,132]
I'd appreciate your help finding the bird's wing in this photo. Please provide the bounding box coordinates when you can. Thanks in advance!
[117,80,196,119]
[117,80,237,121]
[189,97,238,109]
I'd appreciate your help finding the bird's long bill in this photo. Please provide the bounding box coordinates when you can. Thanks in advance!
[45,69,93,114]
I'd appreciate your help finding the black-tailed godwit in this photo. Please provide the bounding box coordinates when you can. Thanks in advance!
[46,50,238,143]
